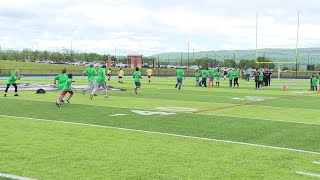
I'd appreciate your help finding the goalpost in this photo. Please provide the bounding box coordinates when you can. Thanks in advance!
[255,12,300,79]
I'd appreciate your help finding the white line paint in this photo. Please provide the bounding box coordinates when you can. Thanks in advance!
[2,96,320,126]
[110,114,127,117]
[1,114,320,156]
[199,113,320,126]
[0,173,36,180]
[296,172,320,178]
[313,162,320,165]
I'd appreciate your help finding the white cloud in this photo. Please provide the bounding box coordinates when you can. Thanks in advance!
[0,0,320,55]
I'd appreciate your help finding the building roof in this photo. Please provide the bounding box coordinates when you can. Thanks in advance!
[127,52,143,57]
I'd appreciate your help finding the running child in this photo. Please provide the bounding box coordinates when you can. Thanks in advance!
[107,68,112,81]
[195,70,200,86]
[56,74,74,107]
[133,67,142,94]
[146,67,153,83]
[82,64,97,95]
[90,65,108,99]
[54,68,68,103]
[4,69,22,97]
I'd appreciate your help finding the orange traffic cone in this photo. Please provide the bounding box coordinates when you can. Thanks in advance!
[283,84,287,92]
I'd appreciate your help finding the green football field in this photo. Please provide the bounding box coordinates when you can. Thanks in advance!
[0,77,320,179]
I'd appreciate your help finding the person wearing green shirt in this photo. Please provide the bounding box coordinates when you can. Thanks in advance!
[227,69,234,87]
[201,69,208,87]
[133,67,142,94]
[82,64,97,95]
[258,70,264,89]
[195,70,200,87]
[175,69,185,90]
[215,69,221,87]
[311,74,318,91]
[54,68,68,91]
[208,69,215,87]
[56,74,75,107]
[4,69,22,97]
[90,65,108,99]
[233,69,239,88]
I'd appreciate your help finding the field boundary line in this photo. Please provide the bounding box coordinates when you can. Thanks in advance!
[296,172,320,177]
[194,93,313,114]
[313,162,320,165]
[0,173,36,180]
[1,114,320,156]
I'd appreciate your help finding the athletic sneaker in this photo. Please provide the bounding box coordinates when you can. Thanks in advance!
[66,99,71,103]
[4,94,7,97]
[105,95,108,99]
[56,101,61,107]
[14,94,19,96]
[90,94,93,100]
[175,84,178,88]
[94,94,98,96]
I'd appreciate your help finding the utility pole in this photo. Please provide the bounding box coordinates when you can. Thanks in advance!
[295,11,300,79]
[187,41,190,68]
[180,52,183,66]
[71,40,73,62]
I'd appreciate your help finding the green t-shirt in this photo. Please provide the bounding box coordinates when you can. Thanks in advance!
[133,71,142,82]
[227,71,234,80]
[216,71,221,80]
[259,72,264,81]
[312,77,318,86]
[195,72,200,81]
[7,73,19,84]
[208,70,215,77]
[63,78,73,91]
[84,68,97,81]
[176,69,185,79]
[234,71,239,78]
[201,70,208,78]
[55,74,68,90]
[96,68,106,82]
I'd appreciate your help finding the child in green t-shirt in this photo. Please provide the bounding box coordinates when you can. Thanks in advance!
[311,74,318,91]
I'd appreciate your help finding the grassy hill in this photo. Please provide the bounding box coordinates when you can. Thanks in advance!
[155,48,320,65]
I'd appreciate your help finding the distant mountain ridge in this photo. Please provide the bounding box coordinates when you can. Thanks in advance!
[155,48,320,65]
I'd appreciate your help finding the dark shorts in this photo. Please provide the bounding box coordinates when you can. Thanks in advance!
[148,75,151,78]
[135,82,141,87]
[61,91,74,95]
[118,76,123,79]
[108,74,111,76]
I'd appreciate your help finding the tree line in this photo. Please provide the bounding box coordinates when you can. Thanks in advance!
[160,56,275,69]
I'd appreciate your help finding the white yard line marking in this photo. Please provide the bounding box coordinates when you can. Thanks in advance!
[1,114,320,156]
[313,162,320,165]
[199,113,320,126]
[110,114,127,117]
[296,172,320,178]
[0,173,36,180]
[2,97,320,126]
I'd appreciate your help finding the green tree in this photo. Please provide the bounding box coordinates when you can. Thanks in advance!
[257,57,275,69]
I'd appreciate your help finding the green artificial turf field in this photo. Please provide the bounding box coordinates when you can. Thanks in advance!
[0,76,320,179]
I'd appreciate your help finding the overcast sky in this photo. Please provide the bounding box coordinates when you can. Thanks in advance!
[0,0,319,55]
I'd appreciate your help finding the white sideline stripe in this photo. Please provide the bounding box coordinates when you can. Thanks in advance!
[0,173,35,180]
[2,97,320,126]
[199,113,320,126]
[296,172,320,178]
[313,162,320,165]
[1,114,320,156]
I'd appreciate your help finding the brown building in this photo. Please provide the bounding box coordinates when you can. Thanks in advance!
[127,52,143,68]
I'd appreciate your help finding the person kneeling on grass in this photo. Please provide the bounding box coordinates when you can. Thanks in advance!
[4,69,22,97]
[133,67,142,94]
[56,74,74,107]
